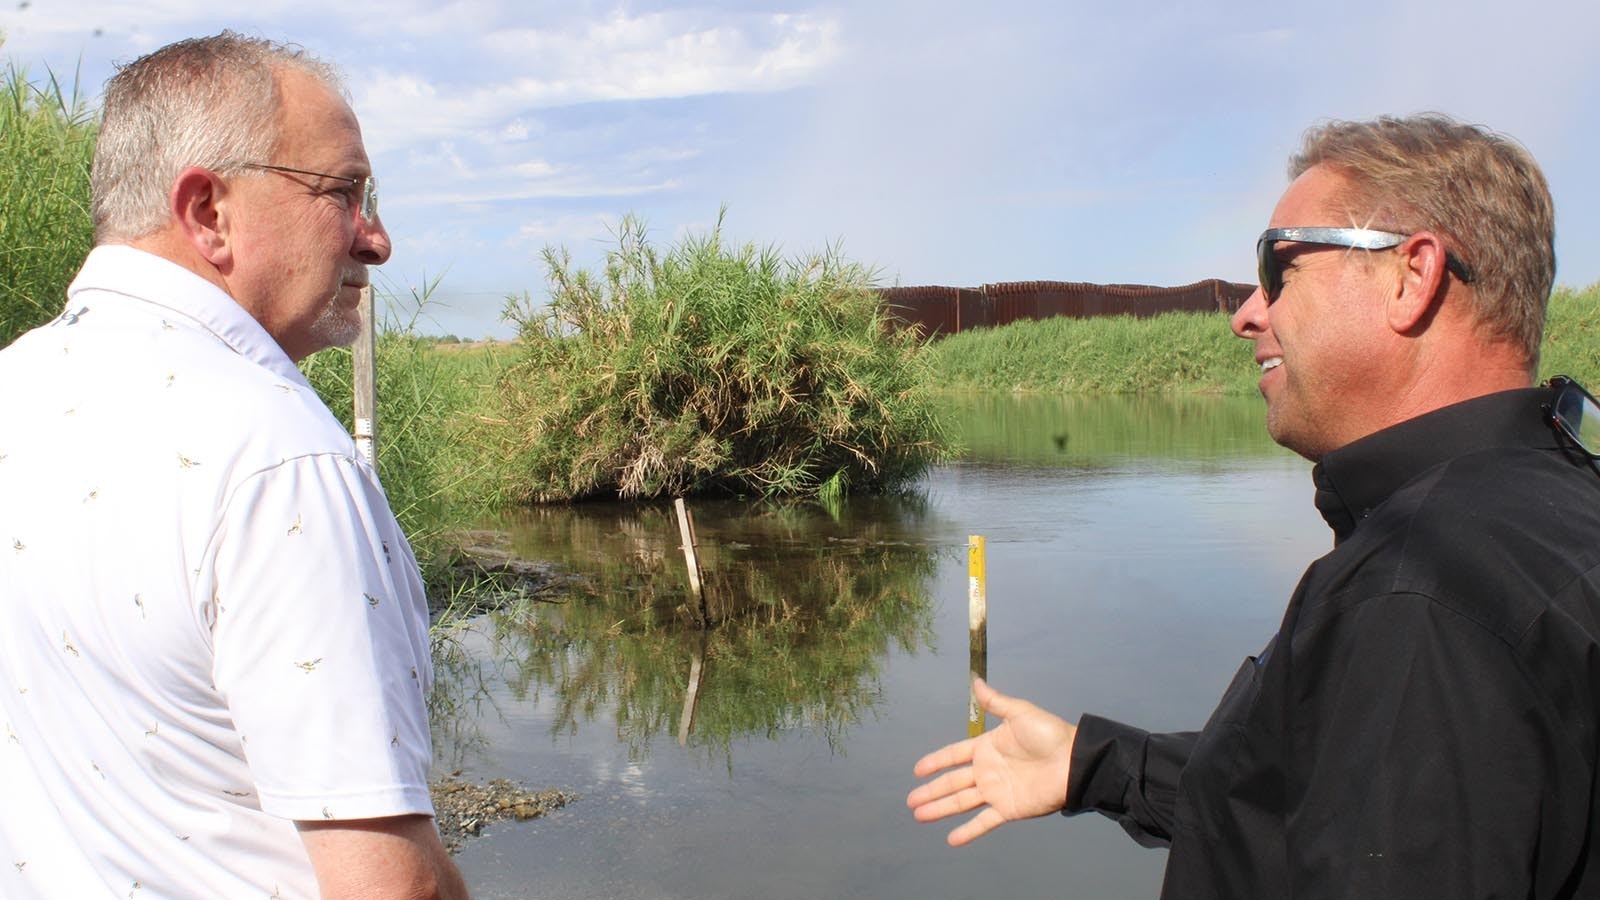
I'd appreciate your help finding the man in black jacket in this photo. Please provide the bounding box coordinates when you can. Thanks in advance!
[908,114,1600,898]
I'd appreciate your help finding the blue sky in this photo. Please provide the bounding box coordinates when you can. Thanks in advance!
[4,0,1597,339]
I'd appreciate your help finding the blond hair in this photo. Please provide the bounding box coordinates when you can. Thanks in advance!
[1291,114,1555,367]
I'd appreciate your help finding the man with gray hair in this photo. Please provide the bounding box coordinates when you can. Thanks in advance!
[910,114,1600,898]
[0,32,467,898]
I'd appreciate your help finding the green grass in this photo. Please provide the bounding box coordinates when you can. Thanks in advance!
[0,59,95,347]
[1538,283,1600,385]
[922,309,1260,394]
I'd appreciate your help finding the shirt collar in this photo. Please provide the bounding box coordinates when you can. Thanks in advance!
[1311,387,1562,543]
[67,244,308,384]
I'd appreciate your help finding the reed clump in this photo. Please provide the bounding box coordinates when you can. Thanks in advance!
[0,59,95,347]
[484,214,950,503]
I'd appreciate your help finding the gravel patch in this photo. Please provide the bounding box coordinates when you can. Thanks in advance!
[430,775,576,854]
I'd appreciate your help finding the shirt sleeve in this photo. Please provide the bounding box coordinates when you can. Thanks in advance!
[1282,592,1580,900]
[1064,714,1196,847]
[208,452,435,822]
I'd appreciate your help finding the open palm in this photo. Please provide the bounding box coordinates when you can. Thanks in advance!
[907,678,1078,846]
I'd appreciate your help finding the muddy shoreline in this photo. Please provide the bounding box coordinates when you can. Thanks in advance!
[429,537,576,853]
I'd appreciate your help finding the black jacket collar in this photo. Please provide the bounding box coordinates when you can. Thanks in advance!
[1311,388,1561,544]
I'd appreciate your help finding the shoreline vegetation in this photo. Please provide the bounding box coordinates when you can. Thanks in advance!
[3,58,1597,555]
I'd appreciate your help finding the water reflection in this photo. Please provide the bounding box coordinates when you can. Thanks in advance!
[952,391,1278,467]
[435,393,1286,770]
[436,500,940,765]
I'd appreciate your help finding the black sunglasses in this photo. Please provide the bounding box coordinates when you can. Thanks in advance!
[1545,375,1600,472]
[1256,227,1475,300]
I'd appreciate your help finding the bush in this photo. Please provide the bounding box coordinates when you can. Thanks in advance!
[486,213,950,503]
[0,60,96,347]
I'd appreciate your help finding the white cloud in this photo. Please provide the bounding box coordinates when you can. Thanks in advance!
[353,10,839,157]
[513,159,557,179]
[508,214,618,249]
[402,175,681,209]
[479,7,840,93]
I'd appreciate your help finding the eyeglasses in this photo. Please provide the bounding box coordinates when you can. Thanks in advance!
[1256,227,1475,300]
[242,163,379,224]
[1546,375,1600,471]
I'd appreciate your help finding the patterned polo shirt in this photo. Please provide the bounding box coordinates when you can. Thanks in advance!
[0,245,435,899]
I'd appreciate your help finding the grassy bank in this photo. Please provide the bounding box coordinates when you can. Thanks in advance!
[921,282,1600,394]
[922,309,1260,394]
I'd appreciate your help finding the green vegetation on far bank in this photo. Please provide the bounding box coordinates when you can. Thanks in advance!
[919,282,1600,394]
[1536,284,1600,386]
[922,308,1260,395]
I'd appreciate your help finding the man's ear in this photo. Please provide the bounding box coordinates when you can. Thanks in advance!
[168,166,233,268]
[1386,231,1452,335]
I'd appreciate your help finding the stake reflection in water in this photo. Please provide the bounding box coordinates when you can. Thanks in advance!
[432,500,940,765]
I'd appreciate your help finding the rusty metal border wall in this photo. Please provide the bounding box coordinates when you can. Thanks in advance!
[879,279,1255,338]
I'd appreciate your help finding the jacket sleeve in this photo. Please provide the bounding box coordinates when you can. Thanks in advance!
[1063,714,1197,847]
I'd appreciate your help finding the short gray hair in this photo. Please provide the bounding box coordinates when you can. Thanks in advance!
[1290,114,1555,368]
[92,31,344,243]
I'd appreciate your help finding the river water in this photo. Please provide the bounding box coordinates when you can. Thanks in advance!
[443,393,1330,899]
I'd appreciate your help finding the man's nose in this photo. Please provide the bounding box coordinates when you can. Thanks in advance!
[1231,286,1268,339]
[353,215,392,266]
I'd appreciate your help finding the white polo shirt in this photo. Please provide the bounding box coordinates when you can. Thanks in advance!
[0,246,436,899]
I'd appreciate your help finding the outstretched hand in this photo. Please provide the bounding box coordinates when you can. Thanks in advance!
[906,677,1077,847]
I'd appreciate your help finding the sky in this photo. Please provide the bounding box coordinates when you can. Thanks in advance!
[3,0,1597,340]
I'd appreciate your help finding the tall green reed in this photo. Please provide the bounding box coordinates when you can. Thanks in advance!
[0,59,95,347]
